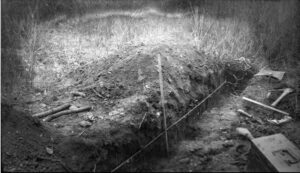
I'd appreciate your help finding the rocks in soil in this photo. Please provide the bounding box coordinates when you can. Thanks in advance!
[84,112,95,122]
[53,123,64,128]
[79,121,92,128]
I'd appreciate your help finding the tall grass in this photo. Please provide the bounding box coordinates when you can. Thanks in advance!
[190,0,299,70]
[2,0,299,102]
[1,1,41,102]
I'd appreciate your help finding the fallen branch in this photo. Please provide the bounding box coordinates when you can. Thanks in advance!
[32,104,71,118]
[43,106,92,122]
[242,97,289,116]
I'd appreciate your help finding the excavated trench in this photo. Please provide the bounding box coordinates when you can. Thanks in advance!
[54,45,255,172]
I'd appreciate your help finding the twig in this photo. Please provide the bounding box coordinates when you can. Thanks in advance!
[71,91,86,97]
[43,106,92,122]
[32,104,71,118]
[139,113,148,129]
[92,88,104,99]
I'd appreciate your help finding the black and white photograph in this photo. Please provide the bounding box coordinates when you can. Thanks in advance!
[1,0,300,172]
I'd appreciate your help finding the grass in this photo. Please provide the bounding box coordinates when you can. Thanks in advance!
[190,0,299,69]
[2,0,299,102]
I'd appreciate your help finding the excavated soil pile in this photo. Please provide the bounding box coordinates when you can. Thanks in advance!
[52,44,254,171]
[1,43,254,172]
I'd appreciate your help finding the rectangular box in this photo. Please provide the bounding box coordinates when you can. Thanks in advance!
[247,133,300,172]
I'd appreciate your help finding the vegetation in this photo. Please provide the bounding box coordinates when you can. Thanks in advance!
[2,0,299,103]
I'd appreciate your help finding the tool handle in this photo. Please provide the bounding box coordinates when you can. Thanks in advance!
[271,88,293,107]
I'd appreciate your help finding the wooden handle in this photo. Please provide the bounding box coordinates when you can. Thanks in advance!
[271,88,293,107]
[242,97,289,116]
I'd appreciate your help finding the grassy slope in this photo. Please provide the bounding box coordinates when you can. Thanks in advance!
[1,0,299,102]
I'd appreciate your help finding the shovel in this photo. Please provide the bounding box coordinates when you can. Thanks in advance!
[255,67,285,81]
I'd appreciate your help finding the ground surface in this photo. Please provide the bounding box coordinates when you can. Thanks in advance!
[2,8,300,172]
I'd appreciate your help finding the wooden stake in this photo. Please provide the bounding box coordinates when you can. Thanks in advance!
[158,54,169,155]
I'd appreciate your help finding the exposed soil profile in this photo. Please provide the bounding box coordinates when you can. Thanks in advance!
[2,0,300,172]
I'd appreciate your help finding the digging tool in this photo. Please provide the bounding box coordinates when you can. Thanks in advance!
[242,97,289,116]
[237,109,264,125]
[254,67,285,81]
[271,88,293,107]
[236,127,300,172]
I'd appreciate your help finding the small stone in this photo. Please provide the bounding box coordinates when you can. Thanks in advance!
[69,105,78,110]
[79,121,92,128]
[85,112,95,122]
[223,140,234,148]
[53,123,64,128]
[45,147,53,155]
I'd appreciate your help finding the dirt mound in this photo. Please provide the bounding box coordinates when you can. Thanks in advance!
[41,43,253,172]
[1,104,66,172]
[1,44,255,172]
[69,44,252,128]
